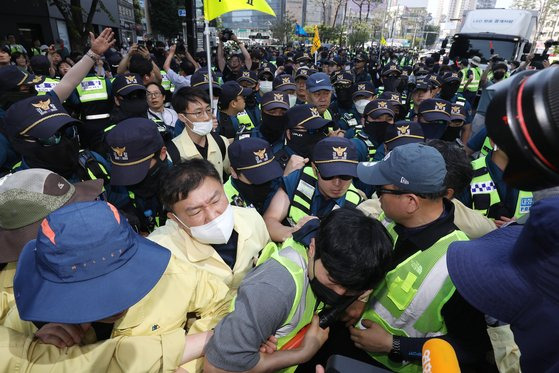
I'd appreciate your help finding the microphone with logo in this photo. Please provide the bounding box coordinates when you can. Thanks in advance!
[422,338,460,373]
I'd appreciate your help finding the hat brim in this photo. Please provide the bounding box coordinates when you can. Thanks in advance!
[238,77,257,85]
[421,112,450,122]
[447,225,532,323]
[276,84,297,92]
[308,85,333,93]
[413,84,430,92]
[385,136,424,152]
[110,157,152,186]
[14,235,171,323]
[262,101,289,111]
[0,179,104,263]
[117,84,146,96]
[302,116,331,130]
[366,108,394,119]
[26,113,80,139]
[316,161,358,178]
[240,87,252,96]
[450,114,466,121]
[356,161,394,186]
[352,91,373,99]
[24,74,46,86]
[242,159,283,184]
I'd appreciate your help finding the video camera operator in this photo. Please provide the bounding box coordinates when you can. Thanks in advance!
[217,29,252,82]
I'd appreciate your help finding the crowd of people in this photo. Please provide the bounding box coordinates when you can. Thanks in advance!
[0,27,558,373]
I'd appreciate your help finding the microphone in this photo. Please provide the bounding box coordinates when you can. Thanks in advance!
[422,338,460,373]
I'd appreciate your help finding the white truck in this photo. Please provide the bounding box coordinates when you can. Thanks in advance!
[449,9,538,63]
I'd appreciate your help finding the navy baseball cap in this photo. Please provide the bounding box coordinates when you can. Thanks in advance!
[332,72,353,86]
[352,81,375,99]
[378,91,402,103]
[258,63,277,80]
[312,137,358,178]
[286,104,331,130]
[381,63,402,76]
[295,67,317,80]
[426,73,442,88]
[418,98,451,122]
[296,51,312,63]
[413,79,431,92]
[328,56,343,66]
[228,138,283,184]
[112,73,145,96]
[105,118,164,186]
[442,71,462,83]
[273,74,296,92]
[0,65,45,91]
[384,121,425,151]
[14,201,171,323]
[306,72,333,93]
[190,69,221,95]
[364,100,395,119]
[261,91,289,111]
[237,70,258,85]
[357,143,446,193]
[450,104,467,121]
[354,53,367,62]
[447,197,559,368]
[4,95,79,139]
[219,81,252,110]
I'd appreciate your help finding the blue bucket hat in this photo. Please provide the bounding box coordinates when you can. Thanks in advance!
[447,196,559,370]
[357,143,446,193]
[14,201,171,323]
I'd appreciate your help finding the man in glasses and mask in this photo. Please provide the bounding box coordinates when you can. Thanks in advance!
[264,137,365,242]
[204,208,393,373]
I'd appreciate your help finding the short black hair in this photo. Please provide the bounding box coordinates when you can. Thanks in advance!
[314,208,393,292]
[172,86,210,113]
[427,139,473,197]
[129,55,152,76]
[146,82,165,96]
[159,159,221,210]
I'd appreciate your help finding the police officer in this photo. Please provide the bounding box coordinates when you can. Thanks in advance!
[257,63,276,95]
[436,71,473,143]
[31,56,60,96]
[406,79,432,120]
[105,117,171,234]
[376,62,404,96]
[378,91,408,121]
[329,72,360,132]
[441,103,468,143]
[237,70,262,128]
[225,137,283,214]
[260,91,290,145]
[294,67,317,104]
[106,73,147,131]
[383,120,425,153]
[264,136,365,242]
[273,74,297,107]
[352,53,372,83]
[217,81,257,140]
[416,98,452,139]
[351,81,375,121]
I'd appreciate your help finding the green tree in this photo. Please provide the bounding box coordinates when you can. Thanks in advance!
[271,12,296,44]
[47,0,114,52]
[347,22,371,48]
[318,25,343,42]
[149,0,182,39]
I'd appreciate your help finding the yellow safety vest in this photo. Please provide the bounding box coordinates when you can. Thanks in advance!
[76,76,109,103]
[35,77,60,95]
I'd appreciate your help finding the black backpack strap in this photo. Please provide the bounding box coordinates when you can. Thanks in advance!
[210,131,226,161]
[78,150,110,183]
[165,139,182,164]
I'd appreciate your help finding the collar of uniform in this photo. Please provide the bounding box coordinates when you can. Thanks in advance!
[173,130,220,159]
[393,198,457,252]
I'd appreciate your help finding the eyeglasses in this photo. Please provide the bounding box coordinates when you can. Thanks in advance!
[146,91,163,98]
[183,107,212,119]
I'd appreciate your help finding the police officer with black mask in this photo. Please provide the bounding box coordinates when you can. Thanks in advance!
[107,73,149,125]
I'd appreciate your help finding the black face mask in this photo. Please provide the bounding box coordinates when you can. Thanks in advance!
[493,71,506,80]
[335,87,353,109]
[309,259,354,306]
[233,178,276,209]
[439,82,459,100]
[420,120,448,140]
[288,130,327,158]
[260,112,287,144]
[441,125,462,142]
[129,157,168,198]
[12,136,79,179]
[0,90,36,111]
[120,98,149,118]
[251,61,260,71]
[383,76,402,92]
[245,92,258,109]
[284,65,294,75]
[363,120,390,145]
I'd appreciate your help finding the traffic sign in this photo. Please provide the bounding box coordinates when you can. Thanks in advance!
[178,8,186,17]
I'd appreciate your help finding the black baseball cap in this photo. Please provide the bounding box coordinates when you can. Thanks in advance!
[295,51,312,63]
[4,95,79,139]
[112,73,145,96]
[312,137,358,178]
[364,100,395,119]
[261,91,289,111]
[191,69,221,95]
[219,81,252,110]
[228,138,283,184]
[105,118,164,186]
[381,63,402,76]
[286,104,331,130]
[0,65,45,91]
[354,53,367,62]
[332,72,353,86]
[273,74,296,92]
[352,81,375,99]
[384,121,425,151]
[237,70,258,85]
[413,78,431,92]
[258,64,276,80]
[442,71,462,84]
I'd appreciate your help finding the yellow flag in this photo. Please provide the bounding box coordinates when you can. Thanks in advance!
[380,37,387,46]
[311,25,321,54]
[204,0,276,21]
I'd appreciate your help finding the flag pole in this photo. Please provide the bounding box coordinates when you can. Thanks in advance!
[204,19,215,114]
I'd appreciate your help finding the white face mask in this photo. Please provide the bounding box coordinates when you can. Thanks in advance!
[173,204,234,245]
[185,117,212,136]
[259,81,273,94]
[354,99,370,115]
[288,94,297,108]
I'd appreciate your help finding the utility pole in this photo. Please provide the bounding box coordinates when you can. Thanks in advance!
[302,0,308,26]
[184,0,197,55]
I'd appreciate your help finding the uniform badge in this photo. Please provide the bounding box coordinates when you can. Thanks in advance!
[378,101,388,109]
[310,107,320,117]
[112,146,128,161]
[32,98,57,115]
[253,149,269,163]
[358,84,366,91]
[435,102,447,111]
[282,76,291,84]
[397,125,410,135]
[332,146,347,160]
[125,75,137,84]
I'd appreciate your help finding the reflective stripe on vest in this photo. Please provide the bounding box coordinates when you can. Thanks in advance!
[287,166,363,226]
[76,77,108,102]
[161,70,175,92]
[323,109,332,120]
[360,213,467,372]
[356,132,377,161]
[224,179,252,208]
[459,67,481,92]
[35,78,60,95]
[480,136,492,157]
[470,156,533,219]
